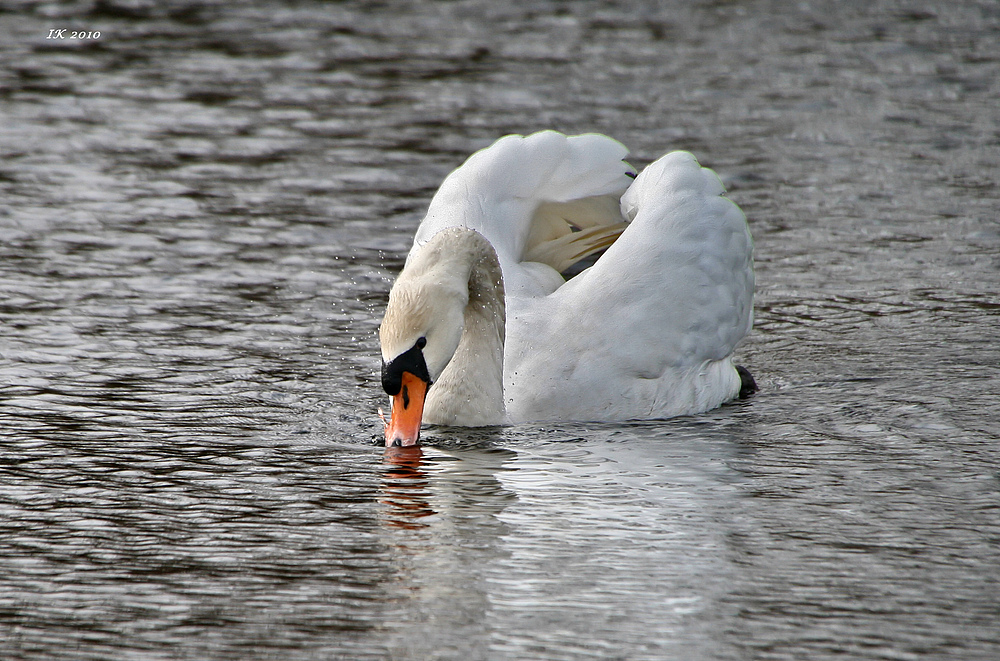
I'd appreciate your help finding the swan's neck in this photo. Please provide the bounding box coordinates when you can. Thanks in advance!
[423,237,506,426]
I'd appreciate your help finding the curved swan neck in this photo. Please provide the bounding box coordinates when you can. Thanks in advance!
[422,228,506,426]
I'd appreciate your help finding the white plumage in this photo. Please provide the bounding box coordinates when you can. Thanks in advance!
[379,131,753,444]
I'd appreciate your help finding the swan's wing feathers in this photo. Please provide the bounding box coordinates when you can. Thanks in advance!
[414,131,634,268]
[523,190,631,272]
[562,151,754,373]
[533,132,634,202]
[524,220,628,274]
[619,151,726,221]
[527,193,625,242]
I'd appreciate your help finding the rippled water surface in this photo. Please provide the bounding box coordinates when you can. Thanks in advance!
[1,1,998,659]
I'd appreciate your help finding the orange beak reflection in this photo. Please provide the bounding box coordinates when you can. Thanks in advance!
[384,371,428,447]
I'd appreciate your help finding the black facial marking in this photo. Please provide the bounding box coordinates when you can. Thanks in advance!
[402,384,410,409]
[381,339,432,396]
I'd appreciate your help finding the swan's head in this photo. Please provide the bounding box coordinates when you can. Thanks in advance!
[378,229,476,446]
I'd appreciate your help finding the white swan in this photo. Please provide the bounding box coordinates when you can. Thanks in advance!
[379,131,754,446]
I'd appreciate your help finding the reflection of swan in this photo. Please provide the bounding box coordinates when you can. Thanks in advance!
[375,442,516,658]
[380,131,755,446]
[381,447,435,528]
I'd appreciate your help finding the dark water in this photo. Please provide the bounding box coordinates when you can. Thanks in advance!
[1,1,999,659]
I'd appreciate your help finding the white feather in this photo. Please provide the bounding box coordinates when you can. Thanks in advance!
[381,131,754,426]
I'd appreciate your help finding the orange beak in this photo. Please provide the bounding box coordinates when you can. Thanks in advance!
[384,371,428,447]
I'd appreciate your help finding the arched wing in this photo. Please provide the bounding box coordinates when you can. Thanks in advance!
[412,131,635,291]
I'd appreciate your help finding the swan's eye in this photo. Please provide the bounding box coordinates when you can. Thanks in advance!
[416,336,427,349]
